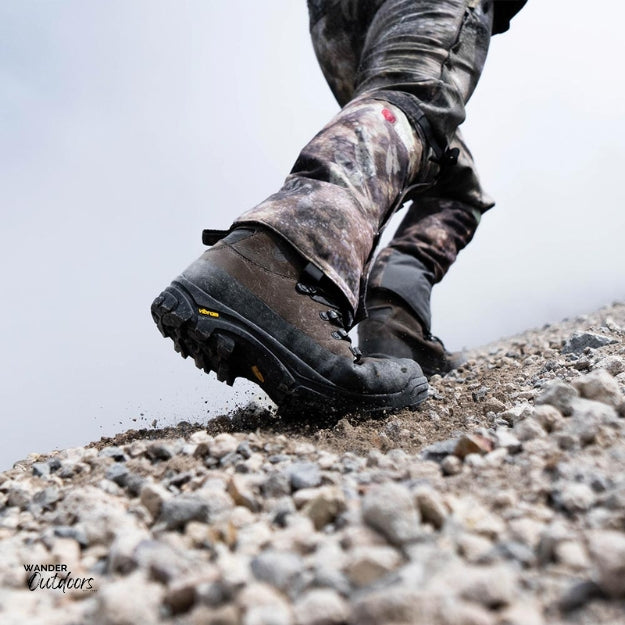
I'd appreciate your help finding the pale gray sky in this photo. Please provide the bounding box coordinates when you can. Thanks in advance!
[1,1,624,470]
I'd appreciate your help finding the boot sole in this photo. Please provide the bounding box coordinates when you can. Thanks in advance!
[151,279,428,416]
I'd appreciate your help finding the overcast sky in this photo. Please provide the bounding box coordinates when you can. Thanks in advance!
[1,1,624,470]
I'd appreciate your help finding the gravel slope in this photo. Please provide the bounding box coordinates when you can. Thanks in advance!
[1,302,625,625]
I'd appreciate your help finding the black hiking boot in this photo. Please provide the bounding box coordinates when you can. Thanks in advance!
[358,289,465,379]
[151,228,428,415]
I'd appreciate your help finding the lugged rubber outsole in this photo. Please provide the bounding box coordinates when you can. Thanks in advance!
[151,281,429,416]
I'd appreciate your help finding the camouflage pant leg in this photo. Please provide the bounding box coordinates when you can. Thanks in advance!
[368,130,494,332]
[234,0,493,317]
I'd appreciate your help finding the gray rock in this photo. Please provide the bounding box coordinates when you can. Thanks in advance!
[498,403,534,426]
[562,331,616,354]
[302,486,346,530]
[134,539,195,584]
[54,525,89,548]
[31,486,60,511]
[92,571,163,625]
[32,462,50,477]
[98,446,127,462]
[7,486,31,509]
[288,463,322,491]
[494,427,523,453]
[105,464,130,487]
[420,437,459,462]
[362,482,421,545]
[441,455,463,476]
[456,563,518,608]
[345,545,402,587]
[513,418,545,442]
[573,369,624,408]
[250,550,304,592]
[413,486,447,529]
[125,473,146,497]
[146,441,174,461]
[553,482,596,513]
[532,405,564,432]
[159,494,211,530]
[262,472,292,498]
[586,529,625,597]
[594,355,625,377]
[535,380,579,415]
[558,580,604,612]
[293,588,349,625]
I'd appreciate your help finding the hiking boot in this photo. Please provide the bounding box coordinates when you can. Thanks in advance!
[151,228,428,415]
[358,289,465,378]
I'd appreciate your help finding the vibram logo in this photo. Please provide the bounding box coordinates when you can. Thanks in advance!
[251,365,265,383]
[198,308,219,318]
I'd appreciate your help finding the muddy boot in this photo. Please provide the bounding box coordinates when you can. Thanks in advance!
[358,289,464,378]
[151,228,428,415]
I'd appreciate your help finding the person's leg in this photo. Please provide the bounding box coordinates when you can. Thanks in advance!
[153,0,493,411]
[234,0,494,319]
[359,130,494,376]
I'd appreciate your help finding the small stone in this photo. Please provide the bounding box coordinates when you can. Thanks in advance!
[31,486,60,510]
[92,571,163,625]
[159,494,211,530]
[140,483,170,519]
[513,418,545,442]
[440,600,497,625]
[362,482,421,545]
[573,368,624,408]
[125,473,146,497]
[556,432,577,450]
[262,472,292,498]
[456,564,517,608]
[554,540,591,569]
[189,605,240,625]
[302,486,346,530]
[228,475,260,513]
[107,527,150,575]
[288,462,322,491]
[457,533,495,563]
[54,525,89,547]
[413,486,448,529]
[586,529,625,597]
[594,355,625,377]
[293,588,349,625]
[562,331,616,354]
[98,446,127,462]
[250,550,304,592]
[210,433,238,459]
[553,483,596,513]
[441,455,462,476]
[494,428,522,453]
[32,462,50,477]
[498,403,534,426]
[482,398,506,414]
[105,463,130,487]
[508,518,544,549]
[454,434,493,459]
[420,437,459,462]
[345,545,402,587]
[535,380,579,415]
[499,602,545,625]
[146,441,174,461]
[464,453,485,468]
[532,405,563,432]
[558,580,604,612]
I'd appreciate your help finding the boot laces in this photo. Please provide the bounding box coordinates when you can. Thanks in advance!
[295,280,362,363]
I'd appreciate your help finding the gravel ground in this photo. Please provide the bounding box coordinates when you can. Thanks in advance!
[1,302,625,625]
